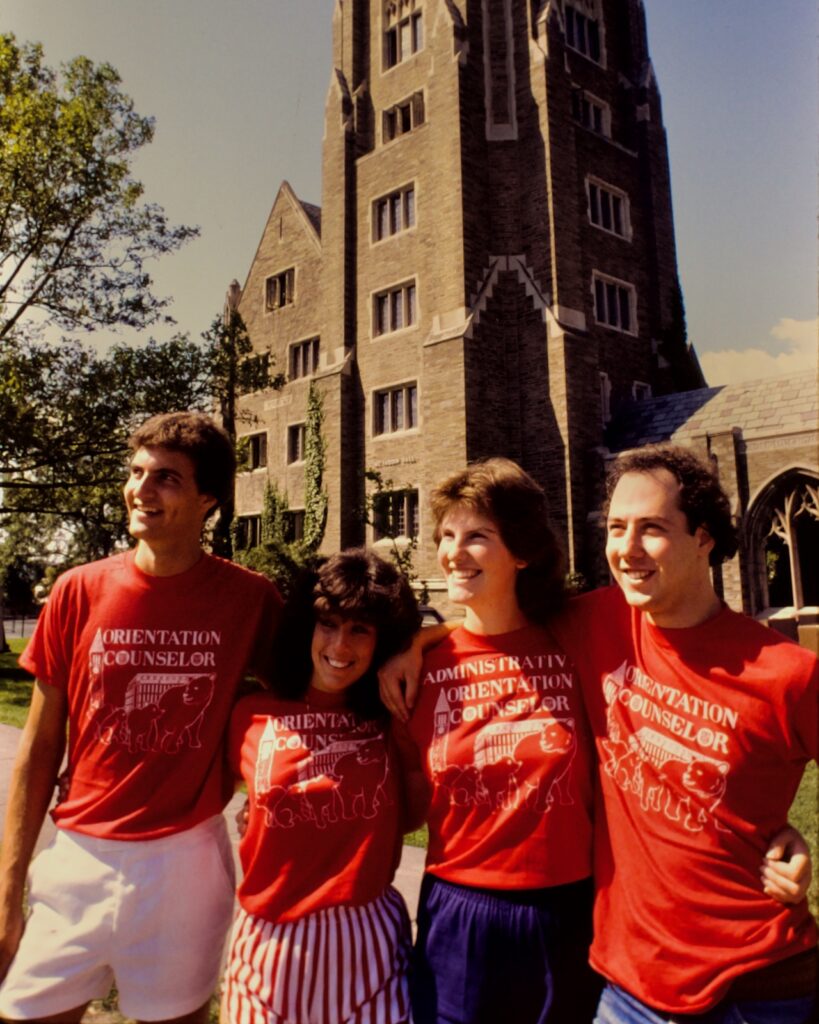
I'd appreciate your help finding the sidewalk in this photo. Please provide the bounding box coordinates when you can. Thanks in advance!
[0,722,426,914]
[2,616,38,641]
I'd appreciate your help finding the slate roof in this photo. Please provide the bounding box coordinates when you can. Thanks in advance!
[300,200,322,236]
[606,370,818,451]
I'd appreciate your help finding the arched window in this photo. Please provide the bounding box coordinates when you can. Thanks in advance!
[749,470,819,613]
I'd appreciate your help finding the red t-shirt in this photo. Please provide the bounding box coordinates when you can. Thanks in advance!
[407,623,595,889]
[228,687,404,922]
[21,551,282,839]
[553,586,818,1013]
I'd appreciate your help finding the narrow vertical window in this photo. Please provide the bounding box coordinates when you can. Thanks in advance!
[406,283,417,325]
[373,185,416,241]
[593,272,636,334]
[373,383,419,435]
[384,7,423,69]
[565,3,603,65]
[373,282,417,336]
[391,289,403,330]
[586,178,630,239]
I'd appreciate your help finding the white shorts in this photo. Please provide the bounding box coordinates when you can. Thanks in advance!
[0,815,235,1021]
[221,887,411,1024]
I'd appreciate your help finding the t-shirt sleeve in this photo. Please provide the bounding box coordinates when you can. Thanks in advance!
[246,582,283,685]
[388,720,430,833]
[389,717,422,773]
[227,698,252,779]
[18,574,74,688]
[790,657,819,762]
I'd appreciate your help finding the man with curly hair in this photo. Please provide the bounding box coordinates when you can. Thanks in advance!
[557,445,817,1024]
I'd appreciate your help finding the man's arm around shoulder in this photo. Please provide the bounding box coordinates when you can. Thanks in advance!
[0,681,67,982]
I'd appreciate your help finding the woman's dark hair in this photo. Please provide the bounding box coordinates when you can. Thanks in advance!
[269,548,421,718]
[605,445,738,566]
[430,458,567,624]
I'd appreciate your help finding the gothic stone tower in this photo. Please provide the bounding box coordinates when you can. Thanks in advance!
[232,0,703,595]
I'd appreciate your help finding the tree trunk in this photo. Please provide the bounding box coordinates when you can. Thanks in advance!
[0,588,9,653]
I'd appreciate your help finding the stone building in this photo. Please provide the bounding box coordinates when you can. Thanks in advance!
[230,0,708,602]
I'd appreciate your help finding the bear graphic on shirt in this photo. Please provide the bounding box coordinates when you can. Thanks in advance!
[254,717,391,830]
[601,661,730,833]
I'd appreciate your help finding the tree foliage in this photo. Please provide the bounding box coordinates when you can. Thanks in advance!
[361,468,424,595]
[200,309,285,556]
[261,480,289,546]
[302,381,328,552]
[1,312,286,571]
[0,335,214,565]
[233,542,317,603]
[200,309,285,442]
[0,33,197,341]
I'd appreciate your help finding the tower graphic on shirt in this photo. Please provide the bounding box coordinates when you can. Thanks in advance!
[429,688,451,774]
[85,629,216,755]
[601,660,730,832]
[254,715,390,830]
[88,629,105,713]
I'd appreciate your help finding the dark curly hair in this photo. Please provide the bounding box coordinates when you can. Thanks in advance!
[430,458,567,624]
[605,445,738,566]
[128,412,236,515]
[269,548,421,719]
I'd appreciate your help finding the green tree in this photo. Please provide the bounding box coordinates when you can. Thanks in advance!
[0,335,214,563]
[302,381,328,552]
[0,34,197,341]
[261,480,289,546]
[0,33,205,581]
[199,307,285,555]
[233,483,316,600]
[360,468,424,597]
[233,542,317,603]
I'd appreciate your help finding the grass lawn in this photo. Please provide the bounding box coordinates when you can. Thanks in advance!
[789,759,818,919]
[404,823,429,848]
[0,637,34,728]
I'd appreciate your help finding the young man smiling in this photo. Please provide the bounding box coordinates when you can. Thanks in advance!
[0,413,282,1024]
[557,446,818,1023]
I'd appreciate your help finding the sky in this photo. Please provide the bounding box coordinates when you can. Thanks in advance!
[3,0,817,387]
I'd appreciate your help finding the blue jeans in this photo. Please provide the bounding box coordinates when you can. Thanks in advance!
[594,983,816,1024]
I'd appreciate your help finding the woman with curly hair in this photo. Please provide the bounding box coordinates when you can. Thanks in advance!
[221,548,421,1024]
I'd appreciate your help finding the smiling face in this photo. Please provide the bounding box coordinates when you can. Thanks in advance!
[310,613,378,695]
[436,506,527,632]
[124,446,215,553]
[605,469,720,628]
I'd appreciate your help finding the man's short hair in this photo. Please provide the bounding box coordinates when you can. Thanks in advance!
[605,445,738,565]
[128,413,236,511]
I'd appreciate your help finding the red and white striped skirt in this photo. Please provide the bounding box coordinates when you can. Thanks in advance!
[221,887,412,1024]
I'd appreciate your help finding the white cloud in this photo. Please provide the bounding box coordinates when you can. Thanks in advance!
[699,317,818,386]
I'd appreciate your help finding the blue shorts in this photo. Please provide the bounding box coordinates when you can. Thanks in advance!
[410,873,600,1024]
[594,982,817,1024]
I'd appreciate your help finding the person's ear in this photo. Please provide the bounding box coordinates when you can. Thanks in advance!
[694,525,715,559]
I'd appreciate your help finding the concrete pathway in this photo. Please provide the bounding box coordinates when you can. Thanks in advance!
[0,722,425,916]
